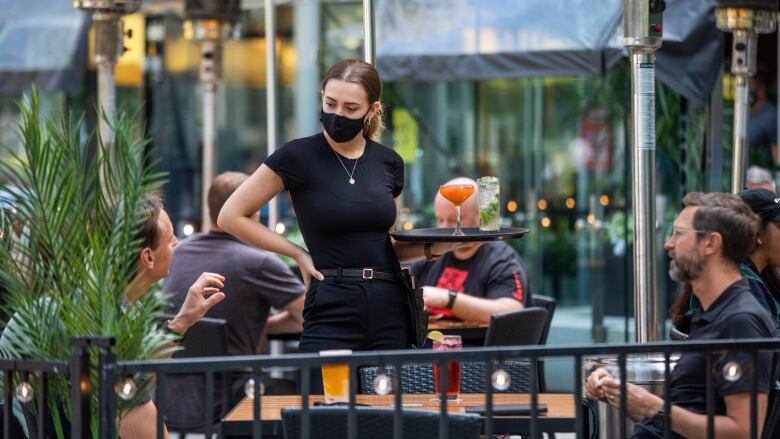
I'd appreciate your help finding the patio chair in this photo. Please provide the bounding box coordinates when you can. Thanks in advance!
[161,316,230,437]
[530,296,558,392]
[281,407,481,439]
[483,307,548,347]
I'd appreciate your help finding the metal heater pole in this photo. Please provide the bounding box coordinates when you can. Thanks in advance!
[363,0,375,63]
[624,0,664,343]
[94,14,120,146]
[265,0,279,230]
[75,2,140,146]
[201,39,219,231]
[716,2,777,193]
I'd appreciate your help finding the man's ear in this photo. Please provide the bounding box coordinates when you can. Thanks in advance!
[701,231,723,257]
[138,247,155,270]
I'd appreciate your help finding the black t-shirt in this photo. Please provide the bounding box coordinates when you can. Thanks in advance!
[264,133,404,269]
[634,280,776,438]
[410,241,530,318]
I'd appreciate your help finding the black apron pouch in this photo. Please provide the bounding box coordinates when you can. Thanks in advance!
[397,267,429,349]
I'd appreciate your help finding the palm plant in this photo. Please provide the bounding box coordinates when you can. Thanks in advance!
[0,92,176,438]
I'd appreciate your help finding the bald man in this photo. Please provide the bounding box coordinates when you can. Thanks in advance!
[411,177,530,323]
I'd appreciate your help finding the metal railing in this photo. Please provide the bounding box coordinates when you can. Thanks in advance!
[2,338,780,438]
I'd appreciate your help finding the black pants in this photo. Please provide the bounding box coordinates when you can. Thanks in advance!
[298,277,411,393]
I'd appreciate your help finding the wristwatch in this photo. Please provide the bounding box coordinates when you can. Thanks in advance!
[424,242,441,261]
[446,290,458,309]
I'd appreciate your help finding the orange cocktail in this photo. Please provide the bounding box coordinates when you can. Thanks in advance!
[439,184,476,236]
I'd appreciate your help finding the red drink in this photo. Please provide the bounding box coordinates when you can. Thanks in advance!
[433,361,462,400]
[432,335,462,400]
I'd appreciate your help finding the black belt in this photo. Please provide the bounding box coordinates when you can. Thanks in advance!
[319,268,397,282]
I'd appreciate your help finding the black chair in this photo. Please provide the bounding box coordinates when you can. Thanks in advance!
[530,294,557,346]
[161,316,230,436]
[360,360,532,395]
[530,295,557,394]
[484,307,548,347]
[281,407,481,439]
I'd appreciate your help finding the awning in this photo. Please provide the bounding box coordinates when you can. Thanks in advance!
[0,0,89,94]
[376,0,722,106]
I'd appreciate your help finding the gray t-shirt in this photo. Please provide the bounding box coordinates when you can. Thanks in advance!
[161,231,304,429]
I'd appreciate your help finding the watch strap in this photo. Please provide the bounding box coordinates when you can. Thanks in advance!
[446,290,458,309]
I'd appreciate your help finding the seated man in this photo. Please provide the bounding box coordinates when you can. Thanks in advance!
[585,192,776,438]
[118,191,227,439]
[411,177,530,323]
[161,172,305,431]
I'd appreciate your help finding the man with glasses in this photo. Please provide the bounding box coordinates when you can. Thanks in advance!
[585,192,776,438]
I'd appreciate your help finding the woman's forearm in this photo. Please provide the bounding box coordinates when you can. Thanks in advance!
[221,216,306,261]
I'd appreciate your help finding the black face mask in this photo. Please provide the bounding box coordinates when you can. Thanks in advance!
[320,109,369,143]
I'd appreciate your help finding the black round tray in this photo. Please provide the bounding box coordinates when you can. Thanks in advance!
[390,227,529,243]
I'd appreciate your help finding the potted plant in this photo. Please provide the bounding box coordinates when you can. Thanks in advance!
[0,92,176,438]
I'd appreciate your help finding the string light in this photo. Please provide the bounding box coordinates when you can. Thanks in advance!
[491,369,511,391]
[244,378,265,399]
[115,377,137,400]
[373,373,392,395]
[15,381,33,403]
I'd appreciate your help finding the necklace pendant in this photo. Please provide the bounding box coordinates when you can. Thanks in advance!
[349,178,355,184]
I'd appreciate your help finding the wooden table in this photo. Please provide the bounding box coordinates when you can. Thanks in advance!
[222,393,576,438]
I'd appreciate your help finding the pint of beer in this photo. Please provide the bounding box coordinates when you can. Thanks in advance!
[320,349,352,403]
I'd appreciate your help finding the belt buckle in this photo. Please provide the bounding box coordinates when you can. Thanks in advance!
[362,268,374,279]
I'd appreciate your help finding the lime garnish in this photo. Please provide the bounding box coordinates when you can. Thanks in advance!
[427,330,444,341]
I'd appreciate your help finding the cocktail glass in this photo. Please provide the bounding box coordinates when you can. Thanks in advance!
[433,335,462,401]
[477,176,500,231]
[438,184,475,236]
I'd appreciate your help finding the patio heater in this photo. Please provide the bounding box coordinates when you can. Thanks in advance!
[74,0,141,145]
[624,0,664,344]
[183,0,241,231]
[716,0,777,193]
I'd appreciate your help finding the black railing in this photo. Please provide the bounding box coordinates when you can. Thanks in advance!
[2,338,780,438]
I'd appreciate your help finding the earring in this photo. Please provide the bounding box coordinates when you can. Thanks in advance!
[758,238,763,245]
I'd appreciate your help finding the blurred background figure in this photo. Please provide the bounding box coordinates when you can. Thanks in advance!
[748,71,778,167]
[745,165,776,192]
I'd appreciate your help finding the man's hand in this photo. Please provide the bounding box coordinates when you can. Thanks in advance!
[601,376,664,422]
[584,367,611,402]
[168,272,226,335]
[422,286,450,309]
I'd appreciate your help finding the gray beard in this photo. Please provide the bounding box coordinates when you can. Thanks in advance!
[669,254,704,283]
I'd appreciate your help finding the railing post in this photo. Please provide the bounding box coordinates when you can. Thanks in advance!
[70,336,116,439]
[70,339,91,438]
[99,345,118,439]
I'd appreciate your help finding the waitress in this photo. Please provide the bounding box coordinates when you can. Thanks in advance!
[218,59,456,354]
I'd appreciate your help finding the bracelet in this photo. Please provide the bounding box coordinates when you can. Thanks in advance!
[424,242,441,261]
[446,290,458,309]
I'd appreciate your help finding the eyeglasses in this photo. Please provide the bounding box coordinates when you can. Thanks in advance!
[667,227,708,242]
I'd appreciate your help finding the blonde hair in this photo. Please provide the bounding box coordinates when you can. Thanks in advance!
[321,59,384,141]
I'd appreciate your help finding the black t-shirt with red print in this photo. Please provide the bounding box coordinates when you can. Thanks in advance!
[411,241,530,318]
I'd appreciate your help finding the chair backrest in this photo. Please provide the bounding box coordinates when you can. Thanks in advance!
[169,315,228,358]
[530,294,557,345]
[360,360,532,394]
[484,307,548,347]
[281,407,481,439]
[162,316,230,432]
